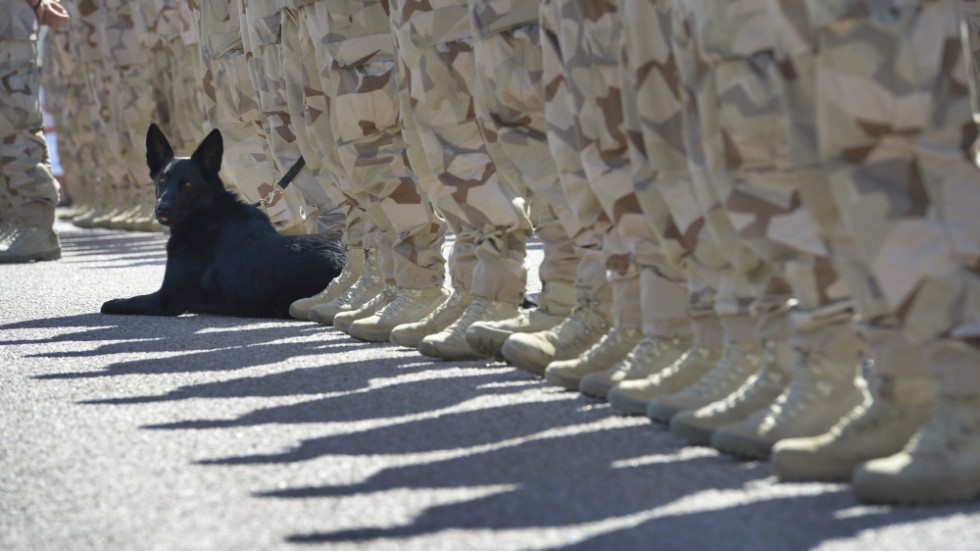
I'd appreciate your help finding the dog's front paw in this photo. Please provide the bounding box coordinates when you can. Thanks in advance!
[101,298,128,315]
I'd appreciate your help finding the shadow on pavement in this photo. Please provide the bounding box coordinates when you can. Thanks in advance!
[143,370,536,429]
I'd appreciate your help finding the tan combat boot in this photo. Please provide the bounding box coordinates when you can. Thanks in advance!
[347,286,450,342]
[710,350,866,460]
[334,281,397,333]
[645,339,763,423]
[602,335,698,411]
[852,394,980,504]
[501,296,611,376]
[309,247,383,326]
[465,280,575,360]
[670,341,794,445]
[543,327,644,391]
[0,203,62,263]
[389,287,473,348]
[772,374,932,481]
[72,204,104,228]
[289,245,365,320]
[0,227,62,263]
[418,297,520,360]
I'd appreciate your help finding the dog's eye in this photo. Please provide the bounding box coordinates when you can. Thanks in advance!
[181,179,192,189]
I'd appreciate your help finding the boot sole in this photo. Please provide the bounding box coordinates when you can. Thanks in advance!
[347,325,394,343]
[607,388,654,415]
[645,401,685,424]
[578,375,616,399]
[417,340,484,361]
[500,340,552,376]
[669,416,717,446]
[0,249,61,263]
[543,369,581,391]
[710,430,774,460]
[389,331,424,349]
[770,453,856,483]
[464,332,507,362]
[852,470,980,505]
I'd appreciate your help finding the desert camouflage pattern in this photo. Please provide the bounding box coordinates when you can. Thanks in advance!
[195,0,307,229]
[74,0,120,214]
[239,0,334,229]
[310,0,449,289]
[538,0,612,307]
[768,0,980,389]
[391,0,531,303]
[620,0,721,335]
[59,0,102,211]
[277,5,357,243]
[541,0,690,331]
[675,0,863,353]
[41,18,79,203]
[964,0,980,119]
[0,0,60,226]
[467,0,580,309]
[102,0,158,215]
[815,2,980,350]
[292,3,367,248]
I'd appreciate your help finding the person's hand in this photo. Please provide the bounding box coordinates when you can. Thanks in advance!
[28,0,70,30]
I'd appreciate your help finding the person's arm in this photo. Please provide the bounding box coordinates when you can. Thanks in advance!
[23,0,70,30]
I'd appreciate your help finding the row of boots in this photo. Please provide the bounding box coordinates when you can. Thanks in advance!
[59,202,164,233]
[292,246,980,506]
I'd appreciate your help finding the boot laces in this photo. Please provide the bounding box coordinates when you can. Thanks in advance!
[554,298,606,342]
[684,340,759,397]
[904,397,980,458]
[417,288,467,325]
[765,351,832,424]
[444,297,492,337]
[829,398,891,440]
[622,336,680,372]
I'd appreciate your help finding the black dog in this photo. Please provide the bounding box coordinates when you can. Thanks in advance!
[100,124,344,319]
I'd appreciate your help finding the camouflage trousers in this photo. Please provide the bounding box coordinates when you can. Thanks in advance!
[41,24,79,205]
[0,3,59,227]
[673,0,862,355]
[165,37,208,156]
[391,0,531,303]
[278,5,362,248]
[307,0,449,289]
[468,1,580,310]
[540,0,690,334]
[240,0,334,232]
[195,0,306,230]
[770,0,980,391]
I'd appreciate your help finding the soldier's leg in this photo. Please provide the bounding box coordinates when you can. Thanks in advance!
[309,1,451,342]
[499,0,615,375]
[240,0,328,235]
[789,2,980,504]
[463,4,579,358]
[279,4,363,320]
[644,0,774,426]
[196,0,303,231]
[0,1,61,262]
[390,0,533,360]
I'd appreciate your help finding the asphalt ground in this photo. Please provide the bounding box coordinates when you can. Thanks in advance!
[2,218,980,551]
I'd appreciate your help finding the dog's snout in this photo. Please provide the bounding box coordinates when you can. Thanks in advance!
[156,203,174,224]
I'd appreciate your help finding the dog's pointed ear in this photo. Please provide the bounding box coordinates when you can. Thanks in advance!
[191,129,223,177]
[146,123,174,176]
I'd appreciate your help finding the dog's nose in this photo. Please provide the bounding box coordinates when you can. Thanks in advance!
[156,204,174,223]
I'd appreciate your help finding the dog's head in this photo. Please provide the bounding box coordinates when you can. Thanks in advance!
[146,124,225,227]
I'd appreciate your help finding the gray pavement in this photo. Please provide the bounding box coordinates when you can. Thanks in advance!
[2,219,979,551]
